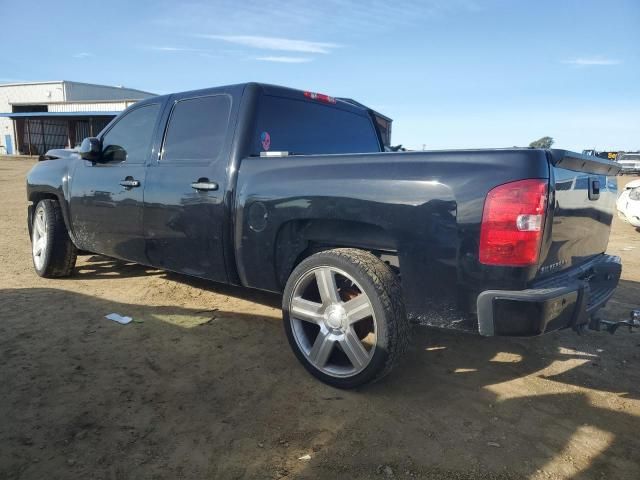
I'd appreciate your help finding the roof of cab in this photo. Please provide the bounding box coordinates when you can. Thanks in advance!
[146,82,374,116]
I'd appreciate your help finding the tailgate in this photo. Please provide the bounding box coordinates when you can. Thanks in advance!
[538,150,621,277]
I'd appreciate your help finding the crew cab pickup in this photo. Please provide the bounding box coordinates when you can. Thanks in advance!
[27,82,623,388]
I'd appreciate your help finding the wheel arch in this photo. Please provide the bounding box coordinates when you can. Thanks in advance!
[274,218,399,289]
[28,191,76,246]
[28,193,58,239]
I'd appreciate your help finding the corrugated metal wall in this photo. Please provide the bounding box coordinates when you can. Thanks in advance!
[20,118,68,155]
[16,116,114,155]
[48,101,137,112]
[0,82,65,111]
[64,82,155,102]
[0,83,65,153]
[0,81,153,155]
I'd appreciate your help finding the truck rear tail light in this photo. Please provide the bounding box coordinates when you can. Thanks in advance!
[303,91,336,104]
[479,179,548,266]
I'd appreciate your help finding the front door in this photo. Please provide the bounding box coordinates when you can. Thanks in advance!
[143,93,232,282]
[68,103,162,262]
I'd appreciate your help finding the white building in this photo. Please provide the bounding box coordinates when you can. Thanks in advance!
[0,81,155,155]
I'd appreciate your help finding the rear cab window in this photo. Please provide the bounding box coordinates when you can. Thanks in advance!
[252,94,381,156]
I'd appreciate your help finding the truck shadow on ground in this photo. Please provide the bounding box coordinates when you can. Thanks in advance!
[0,286,638,479]
[71,255,164,280]
[73,253,283,307]
[72,255,283,310]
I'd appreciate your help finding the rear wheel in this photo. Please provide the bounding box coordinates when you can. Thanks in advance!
[282,248,409,388]
[31,199,77,278]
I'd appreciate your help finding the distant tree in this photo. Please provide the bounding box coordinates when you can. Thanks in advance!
[389,144,406,152]
[529,136,554,149]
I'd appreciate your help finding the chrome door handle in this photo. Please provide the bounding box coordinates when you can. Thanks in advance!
[191,180,218,191]
[119,178,140,188]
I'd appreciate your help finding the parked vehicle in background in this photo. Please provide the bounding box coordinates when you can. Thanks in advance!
[582,149,619,161]
[617,179,640,228]
[26,82,625,387]
[616,153,640,174]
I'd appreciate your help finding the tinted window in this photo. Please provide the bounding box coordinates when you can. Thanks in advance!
[375,115,392,148]
[162,95,231,162]
[101,104,160,163]
[253,95,380,155]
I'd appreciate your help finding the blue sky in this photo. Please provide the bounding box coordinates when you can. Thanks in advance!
[3,0,638,151]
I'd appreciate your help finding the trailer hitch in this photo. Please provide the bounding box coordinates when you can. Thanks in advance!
[590,310,640,334]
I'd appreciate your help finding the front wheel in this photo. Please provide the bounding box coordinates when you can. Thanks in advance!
[31,199,78,278]
[282,248,409,388]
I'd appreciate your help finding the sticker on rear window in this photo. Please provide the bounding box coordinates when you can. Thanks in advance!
[260,131,271,151]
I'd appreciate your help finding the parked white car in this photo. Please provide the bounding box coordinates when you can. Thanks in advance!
[617,153,640,174]
[616,179,640,228]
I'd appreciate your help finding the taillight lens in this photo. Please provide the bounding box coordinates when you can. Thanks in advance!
[479,179,548,266]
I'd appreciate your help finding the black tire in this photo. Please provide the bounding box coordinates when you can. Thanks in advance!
[31,199,78,278]
[282,248,409,389]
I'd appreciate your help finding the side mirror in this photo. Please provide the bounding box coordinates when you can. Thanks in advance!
[79,137,102,162]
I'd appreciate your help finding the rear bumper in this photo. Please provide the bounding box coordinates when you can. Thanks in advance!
[477,254,621,336]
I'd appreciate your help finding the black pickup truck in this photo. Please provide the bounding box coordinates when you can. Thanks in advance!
[27,82,624,388]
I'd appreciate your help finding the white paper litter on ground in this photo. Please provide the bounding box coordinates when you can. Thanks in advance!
[105,313,133,325]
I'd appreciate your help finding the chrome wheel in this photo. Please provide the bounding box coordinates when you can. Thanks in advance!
[289,266,377,378]
[32,207,48,270]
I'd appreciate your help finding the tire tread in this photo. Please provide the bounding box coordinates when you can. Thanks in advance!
[326,248,409,383]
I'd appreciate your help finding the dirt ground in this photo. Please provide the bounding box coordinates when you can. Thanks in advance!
[1,156,639,480]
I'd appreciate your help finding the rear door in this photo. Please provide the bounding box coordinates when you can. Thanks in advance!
[143,93,233,282]
[68,102,162,261]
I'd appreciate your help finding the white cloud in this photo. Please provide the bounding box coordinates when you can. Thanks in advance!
[255,56,312,63]
[73,52,94,58]
[563,56,621,66]
[198,52,221,59]
[147,46,204,52]
[154,1,481,36]
[197,34,340,54]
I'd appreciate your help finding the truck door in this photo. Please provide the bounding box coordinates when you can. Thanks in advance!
[68,102,162,262]
[143,93,232,283]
